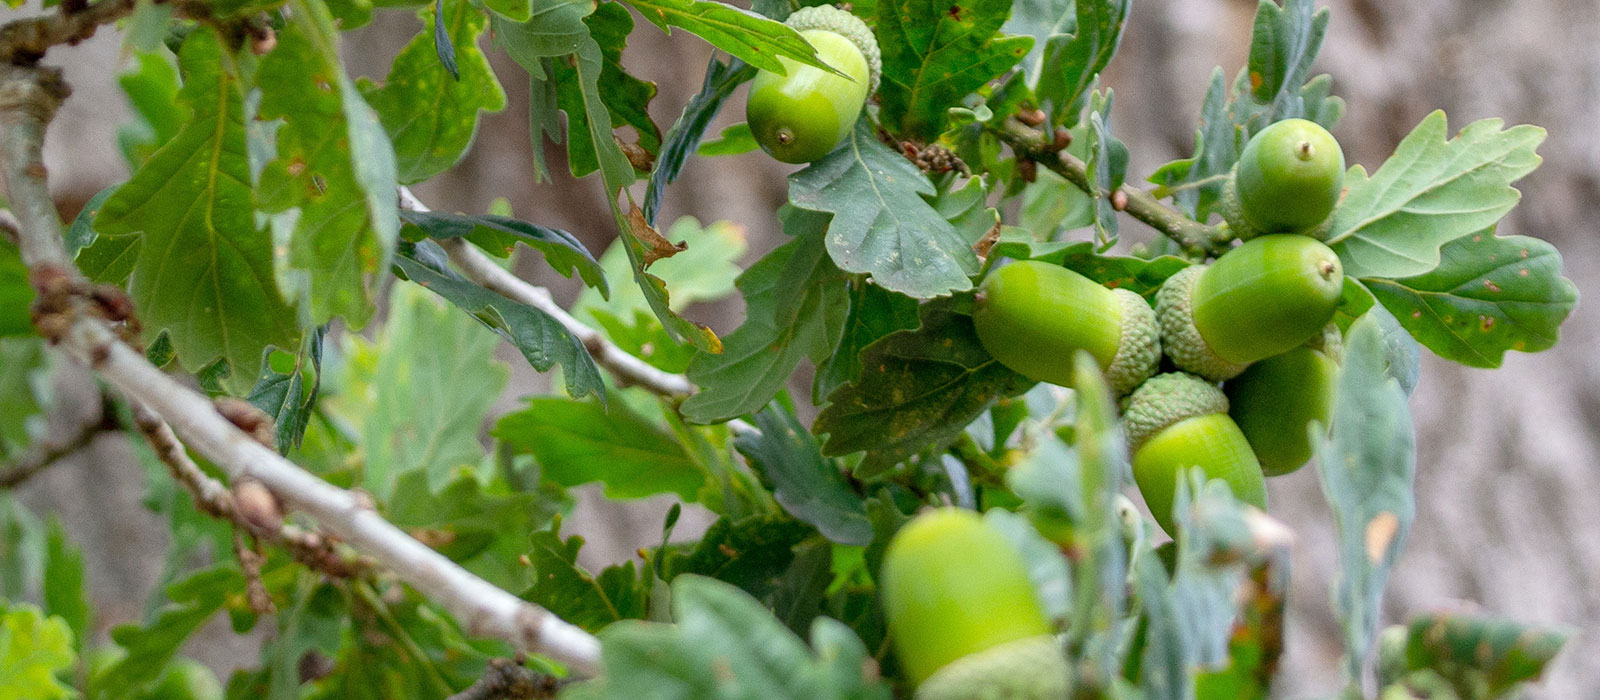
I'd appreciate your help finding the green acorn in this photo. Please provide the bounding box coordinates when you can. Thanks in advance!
[973,260,1160,394]
[1226,324,1341,476]
[1221,118,1346,239]
[880,508,1069,697]
[746,6,881,164]
[1124,372,1266,537]
[1156,234,1344,381]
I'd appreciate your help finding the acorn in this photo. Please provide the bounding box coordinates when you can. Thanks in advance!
[880,508,1070,698]
[1221,118,1346,239]
[746,6,881,164]
[973,260,1160,395]
[1155,234,1343,381]
[1123,372,1266,537]
[1226,324,1342,476]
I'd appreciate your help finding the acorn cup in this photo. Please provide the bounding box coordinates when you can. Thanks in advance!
[1123,372,1266,537]
[1156,234,1344,381]
[973,260,1160,395]
[1221,117,1346,239]
[880,508,1071,699]
[1226,324,1342,476]
[746,6,881,164]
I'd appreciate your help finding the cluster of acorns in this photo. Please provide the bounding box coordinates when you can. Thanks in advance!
[975,118,1348,537]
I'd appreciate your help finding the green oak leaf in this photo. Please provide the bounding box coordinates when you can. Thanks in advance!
[96,566,241,694]
[1379,612,1571,697]
[0,600,75,700]
[386,469,559,591]
[1315,313,1417,683]
[0,240,31,338]
[815,298,1035,477]
[574,575,889,700]
[735,405,872,546]
[619,0,841,76]
[491,0,589,179]
[1000,0,1073,80]
[358,283,508,497]
[788,123,977,298]
[661,514,812,601]
[482,0,530,22]
[115,46,182,166]
[523,523,649,633]
[393,242,604,401]
[811,279,919,405]
[95,29,297,395]
[1361,230,1577,368]
[875,0,1032,139]
[42,520,88,655]
[257,0,400,329]
[494,397,709,501]
[1326,111,1545,279]
[986,237,1190,299]
[549,2,661,178]
[398,208,606,291]
[1036,0,1130,125]
[1245,0,1329,117]
[645,55,756,223]
[360,0,506,184]
[244,329,323,454]
[681,208,848,424]
[1084,89,1128,247]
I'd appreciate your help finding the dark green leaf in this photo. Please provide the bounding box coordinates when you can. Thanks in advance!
[789,123,978,298]
[812,279,919,405]
[398,209,606,292]
[1380,612,1571,698]
[619,0,842,76]
[1327,112,1545,279]
[1245,0,1329,116]
[1362,230,1577,368]
[99,567,241,697]
[494,397,707,501]
[96,29,299,395]
[42,519,87,655]
[815,298,1035,477]
[736,406,871,546]
[548,3,661,178]
[393,242,604,402]
[524,523,649,632]
[1036,0,1130,125]
[256,0,400,329]
[681,209,848,423]
[0,240,31,338]
[663,514,810,599]
[875,0,1031,139]
[578,575,889,700]
[361,0,505,183]
[1315,313,1417,684]
[645,55,756,224]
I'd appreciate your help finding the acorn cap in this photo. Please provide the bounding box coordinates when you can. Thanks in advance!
[1121,372,1228,452]
[1155,266,1247,382]
[914,635,1071,700]
[1105,288,1161,395]
[1219,171,1265,242]
[785,6,881,92]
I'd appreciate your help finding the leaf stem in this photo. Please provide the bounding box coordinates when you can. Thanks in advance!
[994,119,1234,257]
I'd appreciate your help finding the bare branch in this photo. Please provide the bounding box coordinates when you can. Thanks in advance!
[0,409,110,488]
[446,658,562,700]
[0,65,603,675]
[0,0,137,65]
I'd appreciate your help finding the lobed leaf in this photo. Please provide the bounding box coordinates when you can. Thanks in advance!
[681,208,848,423]
[645,55,756,224]
[524,524,649,632]
[0,601,75,700]
[361,0,506,184]
[875,0,1032,139]
[495,397,708,501]
[788,123,978,299]
[735,405,872,546]
[96,29,298,395]
[1361,230,1577,368]
[1327,111,1545,279]
[398,208,606,292]
[1036,0,1131,125]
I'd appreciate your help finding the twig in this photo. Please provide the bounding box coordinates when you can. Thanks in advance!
[0,408,112,488]
[0,65,602,675]
[399,187,694,398]
[993,118,1234,257]
[398,188,759,437]
[0,0,137,65]
[446,658,562,700]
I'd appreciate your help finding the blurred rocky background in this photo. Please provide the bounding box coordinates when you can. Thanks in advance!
[7,0,1596,696]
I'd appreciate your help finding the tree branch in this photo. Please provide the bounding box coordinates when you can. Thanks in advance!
[994,119,1234,257]
[0,0,137,65]
[446,658,562,700]
[0,65,602,675]
[398,187,695,398]
[0,409,110,488]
